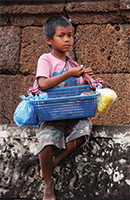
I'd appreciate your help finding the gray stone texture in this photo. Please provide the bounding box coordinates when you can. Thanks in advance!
[0,125,130,199]
[0,0,130,125]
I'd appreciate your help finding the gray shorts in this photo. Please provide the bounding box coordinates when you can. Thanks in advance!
[35,118,92,154]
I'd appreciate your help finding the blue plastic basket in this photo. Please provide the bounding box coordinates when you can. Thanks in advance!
[30,85,100,122]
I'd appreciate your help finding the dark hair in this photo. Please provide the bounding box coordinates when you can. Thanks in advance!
[43,16,72,40]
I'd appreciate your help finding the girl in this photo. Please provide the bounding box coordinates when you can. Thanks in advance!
[33,16,94,200]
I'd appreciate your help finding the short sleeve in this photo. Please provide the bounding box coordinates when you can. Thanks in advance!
[36,54,51,78]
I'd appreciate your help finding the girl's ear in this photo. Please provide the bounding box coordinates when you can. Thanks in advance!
[45,37,52,46]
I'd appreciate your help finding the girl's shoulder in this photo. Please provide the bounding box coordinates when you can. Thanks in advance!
[39,53,61,65]
[39,52,52,60]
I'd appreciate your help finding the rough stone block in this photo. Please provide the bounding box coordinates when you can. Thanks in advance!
[121,10,130,22]
[119,0,130,10]
[0,15,9,26]
[67,0,86,2]
[75,24,129,73]
[92,73,130,125]
[10,15,49,26]
[0,0,66,6]
[69,11,124,24]
[119,0,130,22]
[66,1,119,12]
[0,4,65,26]
[0,75,35,124]
[1,4,64,15]
[0,6,6,15]
[66,1,124,24]
[20,27,74,75]
[0,26,21,74]
[67,0,118,2]
[20,27,48,75]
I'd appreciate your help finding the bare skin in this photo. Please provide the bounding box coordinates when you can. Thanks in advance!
[39,136,85,181]
[39,145,55,200]
[43,178,56,200]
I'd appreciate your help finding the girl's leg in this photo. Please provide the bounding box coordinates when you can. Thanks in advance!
[40,136,85,180]
[39,145,56,200]
[53,136,85,168]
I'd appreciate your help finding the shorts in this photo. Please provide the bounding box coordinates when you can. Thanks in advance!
[35,118,92,154]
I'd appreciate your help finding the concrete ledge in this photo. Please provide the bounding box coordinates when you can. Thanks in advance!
[0,124,130,199]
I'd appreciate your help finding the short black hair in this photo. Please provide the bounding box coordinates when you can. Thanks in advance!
[43,16,72,40]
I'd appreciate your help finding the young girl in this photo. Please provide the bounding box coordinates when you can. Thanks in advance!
[34,16,94,200]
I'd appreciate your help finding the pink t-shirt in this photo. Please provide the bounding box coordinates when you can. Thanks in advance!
[36,53,83,87]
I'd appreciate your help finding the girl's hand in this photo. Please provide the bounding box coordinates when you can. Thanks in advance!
[68,66,84,78]
[83,67,94,78]
[81,67,94,85]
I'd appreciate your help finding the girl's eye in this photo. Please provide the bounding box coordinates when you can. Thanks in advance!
[59,35,64,38]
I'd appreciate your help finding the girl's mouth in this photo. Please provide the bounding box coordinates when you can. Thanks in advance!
[63,45,70,48]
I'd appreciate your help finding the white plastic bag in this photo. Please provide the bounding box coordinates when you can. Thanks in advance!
[97,88,117,115]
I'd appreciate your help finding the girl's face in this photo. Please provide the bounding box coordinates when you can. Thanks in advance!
[46,25,73,56]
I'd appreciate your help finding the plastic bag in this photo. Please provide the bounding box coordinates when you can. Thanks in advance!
[97,88,117,115]
[14,95,39,127]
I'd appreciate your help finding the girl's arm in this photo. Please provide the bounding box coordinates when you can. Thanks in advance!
[38,66,84,90]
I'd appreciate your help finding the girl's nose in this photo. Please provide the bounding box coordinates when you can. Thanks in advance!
[64,36,69,42]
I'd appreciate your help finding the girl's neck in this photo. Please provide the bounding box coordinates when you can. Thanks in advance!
[51,50,66,62]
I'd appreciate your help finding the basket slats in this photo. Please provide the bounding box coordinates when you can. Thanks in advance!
[30,85,100,122]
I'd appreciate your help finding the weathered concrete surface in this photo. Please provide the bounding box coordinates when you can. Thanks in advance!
[0,125,130,200]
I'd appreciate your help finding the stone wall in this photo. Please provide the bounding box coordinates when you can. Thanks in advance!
[0,125,130,199]
[0,0,130,125]
[0,2,130,199]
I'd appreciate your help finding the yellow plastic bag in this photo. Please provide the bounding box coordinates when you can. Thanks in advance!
[97,88,117,115]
